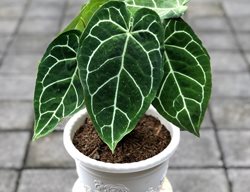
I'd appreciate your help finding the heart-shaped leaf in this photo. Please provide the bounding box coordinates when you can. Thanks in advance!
[153,18,212,136]
[78,1,164,151]
[33,30,85,140]
[123,0,189,19]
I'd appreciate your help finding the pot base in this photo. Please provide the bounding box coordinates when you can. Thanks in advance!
[72,178,173,192]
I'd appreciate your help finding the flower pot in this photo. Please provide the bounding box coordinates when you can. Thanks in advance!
[63,106,180,192]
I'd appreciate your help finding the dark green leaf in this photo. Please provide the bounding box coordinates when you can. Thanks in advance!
[153,18,212,136]
[123,0,189,19]
[33,30,84,140]
[78,1,164,151]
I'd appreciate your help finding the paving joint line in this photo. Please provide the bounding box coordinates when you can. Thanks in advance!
[13,0,70,191]
[208,106,233,192]
[0,0,31,68]
[221,3,250,74]
[10,0,41,190]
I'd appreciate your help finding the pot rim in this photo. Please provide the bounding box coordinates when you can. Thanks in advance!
[63,106,180,173]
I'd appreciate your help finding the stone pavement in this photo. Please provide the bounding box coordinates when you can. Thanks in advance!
[0,0,250,191]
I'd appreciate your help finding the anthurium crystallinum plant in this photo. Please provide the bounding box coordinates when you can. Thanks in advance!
[33,0,211,191]
[33,0,211,150]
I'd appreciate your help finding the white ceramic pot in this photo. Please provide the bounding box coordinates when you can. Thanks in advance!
[64,106,180,192]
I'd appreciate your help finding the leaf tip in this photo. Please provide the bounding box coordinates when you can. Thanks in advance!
[194,130,200,138]
[32,133,40,141]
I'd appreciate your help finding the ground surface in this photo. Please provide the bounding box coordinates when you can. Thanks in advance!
[0,0,250,191]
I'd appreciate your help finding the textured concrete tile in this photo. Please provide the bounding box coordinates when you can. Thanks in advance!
[0,170,18,192]
[192,0,220,2]
[19,19,60,35]
[187,3,224,19]
[0,132,30,168]
[231,17,250,32]
[61,16,74,31]
[68,0,87,5]
[212,73,250,98]
[25,3,64,19]
[0,54,41,75]
[0,0,26,6]
[0,75,35,100]
[211,99,250,129]
[246,53,250,65]
[9,35,54,54]
[0,101,33,130]
[219,131,250,167]
[170,130,222,167]
[237,33,250,51]
[168,169,229,192]
[0,5,25,19]
[66,4,82,17]
[0,35,10,52]
[31,0,66,6]
[18,169,77,192]
[201,111,213,128]
[199,33,239,51]
[0,19,18,35]
[26,132,74,168]
[0,52,3,61]
[229,169,250,192]
[223,2,250,17]
[210,52,248,72]
[189,17,230,32]
[55,117,70,131]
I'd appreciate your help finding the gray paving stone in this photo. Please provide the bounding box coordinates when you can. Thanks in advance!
[26,132,74,168]
[0,54,41,75]
[0,132,30,168]
[0,4,25,19]
[212,73,250,98]
[0,19,18,35]
[223,2,250,17]
[0,35,10,53]
[0,170,18,192]
[61,16,73,31]
[210,51,248,72]
[55,117,70,131]
[219,131,250,167]
[9,34,54,54]
[19,19,60,35]
[170,130,222,167]
[0,75,35,100]
[228,169,250,192]
[0,101,33,130]
[68,0,87,5]
[31,0,66,6]
[186,3,224,19]
[0,52,3,61]
[0,0,26,6]
[199,33,239,51]
[168,169,229,192]
[236,33,250,51]
[231,17,250,32]
[18,169,77,192]
[66,4,82,17]
[189,17,230,32]
[246,53,250,65]
[201,111,213,128]
[211,99,250,129]
[25,3,64,19]
[192,0,220,2]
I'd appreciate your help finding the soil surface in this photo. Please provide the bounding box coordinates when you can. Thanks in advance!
[73,115,171,163]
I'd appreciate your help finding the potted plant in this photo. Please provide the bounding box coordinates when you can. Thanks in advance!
[33,0,211,191]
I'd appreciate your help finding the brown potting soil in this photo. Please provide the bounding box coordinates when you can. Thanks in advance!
[73,115,171,163]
